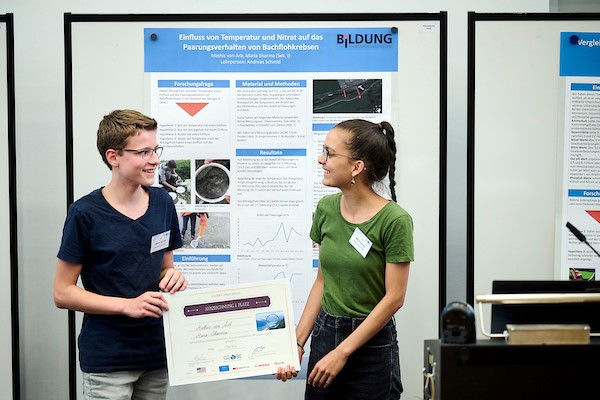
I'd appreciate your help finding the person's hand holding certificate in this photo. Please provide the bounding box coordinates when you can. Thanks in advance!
[163,279,300,385]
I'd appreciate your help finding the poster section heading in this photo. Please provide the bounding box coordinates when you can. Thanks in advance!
[560,32,600,77]
[145,27,398,73]
[158,80,307,89]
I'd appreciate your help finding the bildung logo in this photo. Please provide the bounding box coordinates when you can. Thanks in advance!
[337,33,393,48]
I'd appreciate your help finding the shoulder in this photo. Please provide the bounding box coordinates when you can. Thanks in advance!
[380,201,413,226]
[64,189,104,227]
[68,189,103,213]
[149,186,170,200]
[385,201,411,216]
[148,186,176,208]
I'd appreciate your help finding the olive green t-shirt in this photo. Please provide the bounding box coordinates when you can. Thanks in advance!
[310,192,414,317]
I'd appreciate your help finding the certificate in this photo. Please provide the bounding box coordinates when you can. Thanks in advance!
[163,279,300,385]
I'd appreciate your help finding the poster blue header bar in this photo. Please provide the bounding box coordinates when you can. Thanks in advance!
[174,255,231,263]
[570,83,600,91]
[312,123,336,131]
[158,80,230,88]
[236,148,307,157]
[236,80,307,88]
[568,189,600,197]
[560,32,600,77]
[145,27,398,72]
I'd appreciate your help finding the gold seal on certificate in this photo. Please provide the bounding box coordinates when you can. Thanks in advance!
[163,279,300,385]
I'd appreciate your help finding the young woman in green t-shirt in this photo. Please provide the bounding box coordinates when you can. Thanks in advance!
[277,119,414,400]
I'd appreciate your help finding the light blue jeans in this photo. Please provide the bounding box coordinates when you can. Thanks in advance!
[82,368,169,400]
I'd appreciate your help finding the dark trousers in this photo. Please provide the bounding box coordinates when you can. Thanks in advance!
[181,214,197,237]
[305,309,402,400]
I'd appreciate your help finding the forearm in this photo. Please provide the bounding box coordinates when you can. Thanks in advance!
[335,262,409,358]
[160,251,188,293]
[334,294,402,358]
[160,251,176,280]
[55,279,169,319]
[55,256,173,319]
[296,271,324,346]
[54,258,130,315]
[54,283,128,315]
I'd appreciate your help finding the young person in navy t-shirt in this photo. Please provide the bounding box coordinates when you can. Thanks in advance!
[54,109,187,400]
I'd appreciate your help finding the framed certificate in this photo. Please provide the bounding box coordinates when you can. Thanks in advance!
[163,279,299,385]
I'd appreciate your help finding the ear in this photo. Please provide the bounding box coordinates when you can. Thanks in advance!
[105,149,119,169]
[351,159,366,178]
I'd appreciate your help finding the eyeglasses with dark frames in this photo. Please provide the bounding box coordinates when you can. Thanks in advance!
[321,145,355,162]
[117,146,163,160]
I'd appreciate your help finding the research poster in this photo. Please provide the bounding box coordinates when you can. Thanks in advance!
[559,32,600,281]
[145,26,397,321]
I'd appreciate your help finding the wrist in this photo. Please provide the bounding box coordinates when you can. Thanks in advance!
[117,297,130,316]
[297,342,305,355]
[335,343,353,359]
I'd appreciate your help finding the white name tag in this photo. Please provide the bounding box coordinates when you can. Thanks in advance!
[349,227,372,258]
[151,230,171,253]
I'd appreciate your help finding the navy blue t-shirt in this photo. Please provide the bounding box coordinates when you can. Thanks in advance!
[57,186,183,373]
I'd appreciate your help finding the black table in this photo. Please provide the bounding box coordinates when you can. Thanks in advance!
[423,338,600,399]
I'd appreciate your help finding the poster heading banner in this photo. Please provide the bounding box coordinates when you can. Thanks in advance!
[560,32,600,77]
[144,27,398,72]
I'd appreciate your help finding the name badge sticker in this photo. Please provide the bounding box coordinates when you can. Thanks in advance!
[151,230,171,253]
[349,227,372,258]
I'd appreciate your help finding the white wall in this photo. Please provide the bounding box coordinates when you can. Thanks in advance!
[0,1,549,399]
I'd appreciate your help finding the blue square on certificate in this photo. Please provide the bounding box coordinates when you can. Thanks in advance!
[255,310,286,331]
[219,365,230,372]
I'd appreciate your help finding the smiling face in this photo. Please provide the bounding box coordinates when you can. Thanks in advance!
[319,127,357,188]
[107,129,160,188]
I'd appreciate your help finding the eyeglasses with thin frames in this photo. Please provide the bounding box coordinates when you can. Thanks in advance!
[321,145,355,162]
[117,146,163,160]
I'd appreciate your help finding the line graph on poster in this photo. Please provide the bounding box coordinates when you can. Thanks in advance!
[237,217,307,252]
[273,271,303,282]
[235,259,307,282]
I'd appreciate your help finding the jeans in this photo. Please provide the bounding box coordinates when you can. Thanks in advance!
[181,214,197,238]
[305,309,402,400]
[82,368,169,400]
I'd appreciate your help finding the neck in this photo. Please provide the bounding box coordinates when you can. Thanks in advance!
[340,184,387,223]
[102,181,149,220]
[103,179,144,204]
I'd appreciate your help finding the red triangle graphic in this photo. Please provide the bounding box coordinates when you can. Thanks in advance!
[586,210,600,224]
[176,102,208,117]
